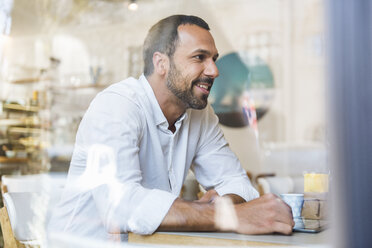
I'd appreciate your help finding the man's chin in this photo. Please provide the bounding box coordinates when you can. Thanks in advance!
[189,100,208,110]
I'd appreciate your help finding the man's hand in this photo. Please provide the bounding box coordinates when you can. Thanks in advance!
[196,189,219,203]
[231,193,295,235]
[159,192,294,235]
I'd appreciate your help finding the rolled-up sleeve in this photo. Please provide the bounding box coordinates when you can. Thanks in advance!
[77,91,177,234]
[92,183,176,234]
[192,105,259,202]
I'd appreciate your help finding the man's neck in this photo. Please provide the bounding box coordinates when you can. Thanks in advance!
[146,74,186,131]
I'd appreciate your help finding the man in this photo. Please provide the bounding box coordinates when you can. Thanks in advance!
[48,15,294,242]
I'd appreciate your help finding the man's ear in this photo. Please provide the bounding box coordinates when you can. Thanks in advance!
[153,52,169,76]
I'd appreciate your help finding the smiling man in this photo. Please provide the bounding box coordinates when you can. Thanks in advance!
[48,15,294,242]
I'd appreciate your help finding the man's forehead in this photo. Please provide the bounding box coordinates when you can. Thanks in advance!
[176,24,218,54]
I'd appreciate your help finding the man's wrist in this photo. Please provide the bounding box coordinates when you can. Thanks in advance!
[214,197,239,232]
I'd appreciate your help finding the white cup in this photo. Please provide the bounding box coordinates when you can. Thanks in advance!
[280,193,304,218]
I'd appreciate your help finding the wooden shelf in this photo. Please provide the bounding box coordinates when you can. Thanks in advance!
[51,84,110,90]
[19,137,41,147]
[9,78,49,84]
[0,119,23,126]
[3,103,39,112]
[0,156,28,163]
[8,127,42,134]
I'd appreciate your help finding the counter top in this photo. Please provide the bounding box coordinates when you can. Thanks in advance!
[129,229,331,247]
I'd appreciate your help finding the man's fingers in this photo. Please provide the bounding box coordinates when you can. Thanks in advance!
[264,194,294,226]
[272,221,293,235]
[263,194,295,233]
[197,189,218,203]
[276,204,294,226]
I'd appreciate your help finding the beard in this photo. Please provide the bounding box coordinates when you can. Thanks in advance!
[166,61,213,110]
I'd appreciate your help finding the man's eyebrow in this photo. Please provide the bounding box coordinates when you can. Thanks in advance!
[192,49,219,58]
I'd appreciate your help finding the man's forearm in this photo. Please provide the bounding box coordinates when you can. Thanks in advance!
[157,193,295,235]
[158,190,244,232]
[158,198,218,232]
[158,190,245,231]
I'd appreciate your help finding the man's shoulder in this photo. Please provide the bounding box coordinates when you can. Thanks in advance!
[86,77,146,116]
[102,77,144,100]
[90,77,148,110]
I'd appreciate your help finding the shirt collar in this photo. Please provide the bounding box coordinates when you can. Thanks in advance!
[139,74,188,128]
[139,74,167,126]
[139,74,188,129]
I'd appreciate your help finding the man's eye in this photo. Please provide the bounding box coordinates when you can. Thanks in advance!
[194,55,205,60]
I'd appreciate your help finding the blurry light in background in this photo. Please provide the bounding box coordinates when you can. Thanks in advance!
[0,34,11,65]
[128,0,138,11]
[0,0,13,35]
[0,0,13,62]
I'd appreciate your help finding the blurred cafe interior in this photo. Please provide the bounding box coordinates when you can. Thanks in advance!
[0,0,371,247]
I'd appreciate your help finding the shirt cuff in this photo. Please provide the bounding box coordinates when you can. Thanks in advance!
[127,189,177,235]
[215,180,259,202]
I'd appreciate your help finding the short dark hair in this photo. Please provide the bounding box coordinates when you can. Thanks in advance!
[143,15,210,76]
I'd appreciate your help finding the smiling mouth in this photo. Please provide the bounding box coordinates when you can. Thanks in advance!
[195,83,211,94]
[198,83,210,90]
[193,77,214,95]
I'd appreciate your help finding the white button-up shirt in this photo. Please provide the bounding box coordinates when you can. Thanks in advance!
[48,75,258,241]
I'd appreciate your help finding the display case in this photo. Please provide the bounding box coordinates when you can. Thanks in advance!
[0,76,50,174]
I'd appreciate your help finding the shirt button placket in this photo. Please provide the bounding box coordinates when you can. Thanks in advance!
[168,135,176,193]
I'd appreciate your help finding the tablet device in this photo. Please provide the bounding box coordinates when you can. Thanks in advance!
[293,218,328,233]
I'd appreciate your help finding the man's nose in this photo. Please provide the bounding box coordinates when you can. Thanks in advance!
[204,60,219,78]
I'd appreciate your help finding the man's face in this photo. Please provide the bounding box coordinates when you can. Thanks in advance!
[166,24,219,110]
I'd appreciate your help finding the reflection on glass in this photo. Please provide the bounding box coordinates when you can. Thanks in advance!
[210,51,274,128]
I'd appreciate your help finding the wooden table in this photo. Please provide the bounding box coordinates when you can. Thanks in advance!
[0,156,28,174]
[129,230,330,247]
